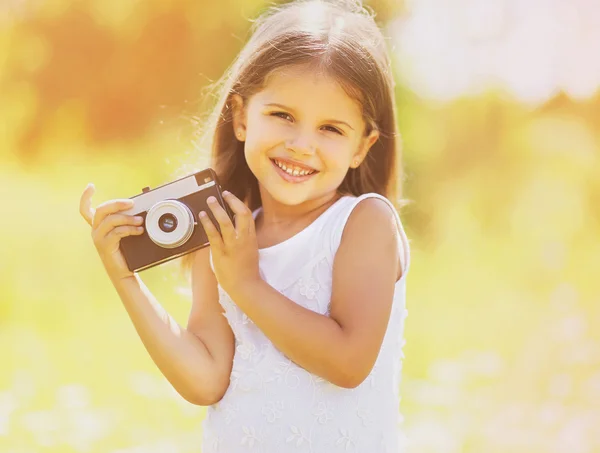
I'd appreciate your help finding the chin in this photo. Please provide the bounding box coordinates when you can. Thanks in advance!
[262,184,314,206]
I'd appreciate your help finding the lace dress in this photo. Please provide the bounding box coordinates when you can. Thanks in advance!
[202,193,411,453]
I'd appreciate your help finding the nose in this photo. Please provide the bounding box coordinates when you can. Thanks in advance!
[285,133,316,156]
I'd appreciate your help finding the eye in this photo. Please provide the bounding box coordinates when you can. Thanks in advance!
[322,125,343,135]
[271,111,293,122]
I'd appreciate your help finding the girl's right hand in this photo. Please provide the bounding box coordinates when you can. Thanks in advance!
[79,183,145,281]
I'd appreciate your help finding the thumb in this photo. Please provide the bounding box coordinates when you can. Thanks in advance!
[79,183,96,227]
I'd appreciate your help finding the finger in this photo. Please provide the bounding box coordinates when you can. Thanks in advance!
[95,213,144,240]
[198,210,224,251]
[223,191,254,237]
[207,196,237,244]
[79,183,96,227]
[93,198,135,229]
[95,224,145,251]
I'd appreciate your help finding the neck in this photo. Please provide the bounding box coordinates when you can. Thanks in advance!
[257,189,341,229]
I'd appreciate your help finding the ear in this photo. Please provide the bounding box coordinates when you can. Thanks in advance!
[351,129,380,169]
[231,94,247,141]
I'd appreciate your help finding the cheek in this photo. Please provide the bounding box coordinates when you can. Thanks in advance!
[246,118,283,150]
[243,122,276,173]
[318,142,353,168]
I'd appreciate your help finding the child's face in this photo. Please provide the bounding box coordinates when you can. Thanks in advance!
[232,64,379,207]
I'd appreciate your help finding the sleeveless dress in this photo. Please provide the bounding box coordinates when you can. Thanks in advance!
[202,193,411,453]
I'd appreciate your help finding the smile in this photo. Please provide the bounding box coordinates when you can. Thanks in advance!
[270,158,319,182]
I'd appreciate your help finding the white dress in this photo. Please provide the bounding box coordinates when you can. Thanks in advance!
[203,193,411,453]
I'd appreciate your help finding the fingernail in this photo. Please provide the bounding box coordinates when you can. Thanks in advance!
[134,216,143,223]
[199,211,207,217]
[223,191,230,196]
[207,196,216,203]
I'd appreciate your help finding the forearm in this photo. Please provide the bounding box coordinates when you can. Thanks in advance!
[110,273,220,404]
[230,279,357,388]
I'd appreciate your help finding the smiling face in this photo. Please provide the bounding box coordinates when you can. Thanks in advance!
[232,64,380,208]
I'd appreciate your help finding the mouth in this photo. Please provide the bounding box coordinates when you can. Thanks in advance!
[270,158,319,183]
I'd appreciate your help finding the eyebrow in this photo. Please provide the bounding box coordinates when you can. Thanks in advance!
[264,103,355,131]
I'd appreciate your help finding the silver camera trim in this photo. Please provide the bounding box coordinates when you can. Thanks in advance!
[121,176,216,217]
[145,199,196,249]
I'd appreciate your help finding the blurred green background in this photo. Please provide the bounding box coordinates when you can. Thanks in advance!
[1,0,599,452]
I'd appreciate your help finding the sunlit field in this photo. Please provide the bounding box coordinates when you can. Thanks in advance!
[2,1,600,452]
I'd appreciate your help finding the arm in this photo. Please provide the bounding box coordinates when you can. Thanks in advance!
[111,246,234,405]
[230,198,401,388]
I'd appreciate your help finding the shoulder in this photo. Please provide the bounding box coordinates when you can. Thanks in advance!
[341,196,398,245]
[333,195,401,279]
[328,195,401,269]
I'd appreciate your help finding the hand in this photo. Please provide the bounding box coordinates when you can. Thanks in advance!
[79,183,145,282]
[198,191,260,298]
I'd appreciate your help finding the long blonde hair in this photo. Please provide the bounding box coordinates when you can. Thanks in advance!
[180,0,409,275]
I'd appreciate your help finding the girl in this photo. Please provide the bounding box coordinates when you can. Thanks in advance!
[79,0,411,451]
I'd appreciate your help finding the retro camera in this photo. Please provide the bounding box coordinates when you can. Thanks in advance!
[120,168,234,273]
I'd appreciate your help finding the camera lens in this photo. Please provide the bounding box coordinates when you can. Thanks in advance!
[145,200,195,249]
[158,213,178,233]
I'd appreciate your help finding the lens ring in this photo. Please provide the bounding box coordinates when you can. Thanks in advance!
[145,200,195,248]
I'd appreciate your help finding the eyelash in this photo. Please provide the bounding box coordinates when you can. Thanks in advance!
[270,111,343,135]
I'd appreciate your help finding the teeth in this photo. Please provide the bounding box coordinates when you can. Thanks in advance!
[274,159,315,177]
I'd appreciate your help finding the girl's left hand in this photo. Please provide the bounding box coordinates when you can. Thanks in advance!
[199,191,261,298]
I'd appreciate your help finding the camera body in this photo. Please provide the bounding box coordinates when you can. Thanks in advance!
[120,168,234,273]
